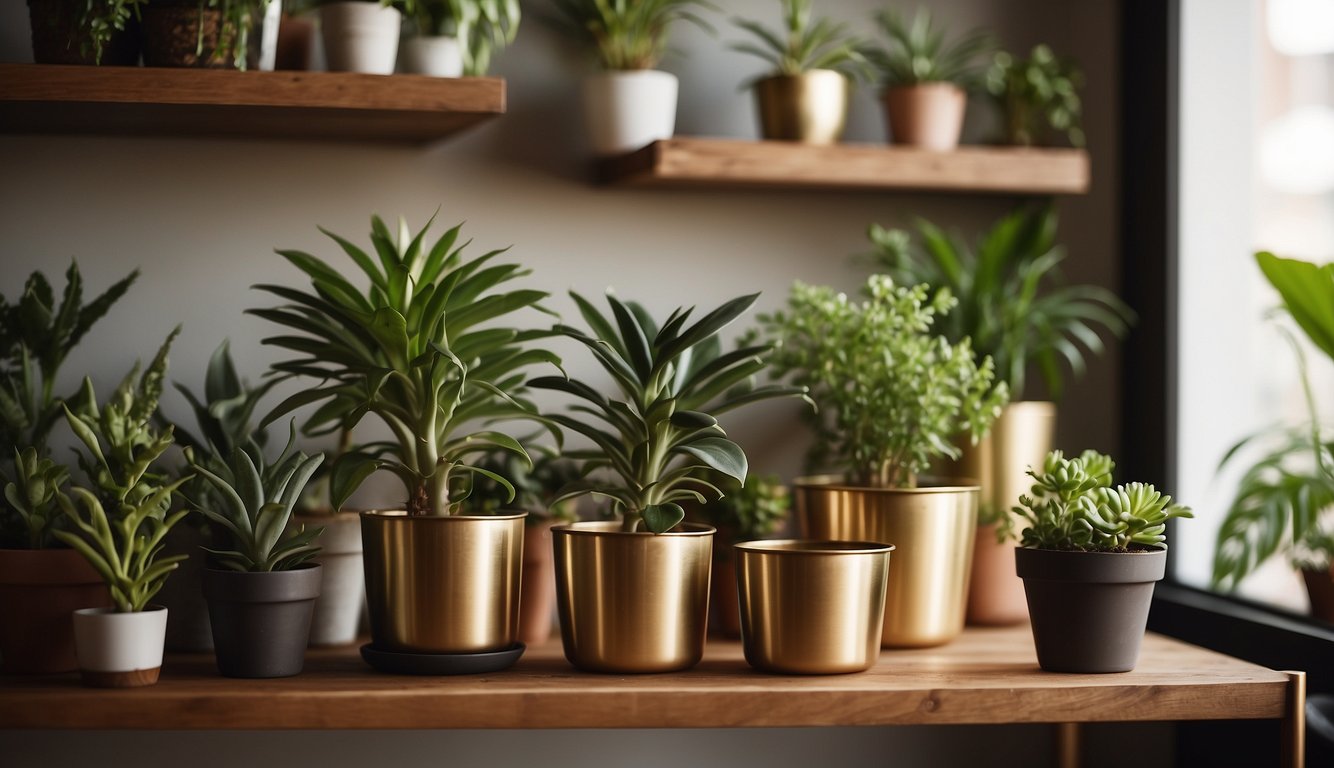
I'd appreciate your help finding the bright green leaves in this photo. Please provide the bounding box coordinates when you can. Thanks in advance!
[986,45,1085,148]
[1257,251,1334,364]
[3,448,70,549]
[729,0,870,80]
[866,7,994,88]
[548,0,714,71]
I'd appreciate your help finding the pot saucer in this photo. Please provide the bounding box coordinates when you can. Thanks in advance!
[359,642,525,675]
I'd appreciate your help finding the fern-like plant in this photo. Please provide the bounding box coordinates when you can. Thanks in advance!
[729,0,868,79]
[864,7,993,89]
[547,0,714,71]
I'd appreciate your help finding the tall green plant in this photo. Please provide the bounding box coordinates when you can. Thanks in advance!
[864,7,993,88]
[253,214,557,517]
[547,0,714,71]
[729,0,868,79]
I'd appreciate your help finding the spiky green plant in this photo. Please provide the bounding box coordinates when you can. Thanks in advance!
[864,6,993,88]
[408,0,521,75]
[531,291,805,534]
[253,214,558,517]
[547,0,714,71]
[986,45,1085,148]
[169,340,277,460]
[729,0,869,79]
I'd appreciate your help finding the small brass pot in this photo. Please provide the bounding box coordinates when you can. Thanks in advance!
[754,70,849,144]
[360,511,524,654]
[795,477,978,648]
[553,520,713,673]
[736,540,893,674]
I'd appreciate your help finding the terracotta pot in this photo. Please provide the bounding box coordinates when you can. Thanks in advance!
[710,552,742,638]
[1303,565,1334,623]
[0,548,111,674]
[155,524,213,652]
[293,512,364,647]
[966,523,1030,625]
[72,606,168,687]
[882,83,967,151]
[27,0,141,65]
[204,564,322,678]
[275,13,315,70]
[141,4,241,68]
[519,520,557,645]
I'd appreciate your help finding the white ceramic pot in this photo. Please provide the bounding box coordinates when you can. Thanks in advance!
[256,0,284,71]
[72,606,169,688]
[296,513,366,647]
[582,70,679,156]
[319,1,402,75]
[398,35,463,77]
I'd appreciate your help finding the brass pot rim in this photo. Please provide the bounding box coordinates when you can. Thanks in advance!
[735,539,894,556]
[360,509,528,522]
[756,69,848,84]
[552,520,715,537]
[794,475,980,493]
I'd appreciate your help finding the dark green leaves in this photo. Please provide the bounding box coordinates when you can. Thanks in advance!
[641,502,685,534]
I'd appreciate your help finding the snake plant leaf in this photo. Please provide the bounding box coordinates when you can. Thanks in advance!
[641,502,686,534]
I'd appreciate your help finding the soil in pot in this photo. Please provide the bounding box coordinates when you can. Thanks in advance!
[0,548,111,674]
[203,564,322,678]
[141,2,244,68]
[28,0,141,65]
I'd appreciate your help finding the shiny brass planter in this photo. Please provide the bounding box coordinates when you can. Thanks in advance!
[736,540,892,674]
[754,70,849,144]
[553,521,713,673]
[795,477,978,648]
[360,511,524,654]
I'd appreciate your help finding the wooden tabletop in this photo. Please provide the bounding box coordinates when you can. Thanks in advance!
[0,626,1292,730]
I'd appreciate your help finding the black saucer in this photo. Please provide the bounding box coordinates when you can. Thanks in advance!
[359,642,526,675]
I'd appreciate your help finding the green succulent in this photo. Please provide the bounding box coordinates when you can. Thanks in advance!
[531,291,805,534]
[1014,449,1192,552]
[697,472,789,542]
[986,45,1085,148]
[3,448,71,549]
[253,214,557,518]
[409,0,521,75]
[730,0,869,80]
[757,275,1008,489]
[547,0,714,71]
[865,6,993,89]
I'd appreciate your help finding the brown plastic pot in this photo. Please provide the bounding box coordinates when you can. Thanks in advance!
[0,548,111,674]
[1303,565,1334,623]
[28,0,141,65]
[141,4,241,68]
[519,520,557,646]
[203,564,322,678]
[882,83,967,150]
[1016,546,1166,673]
[155,524,213,652]
[710,550,742,638]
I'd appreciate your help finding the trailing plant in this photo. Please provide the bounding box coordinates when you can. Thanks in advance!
[863,204,1133,400]
[547,0,714,71]
[864,6,993,89]
[757,275,1008,489]
[697,472,789,542]
[469,446,583,522]
[37,0,144,64]
[204,0,273,72]
[531,291,805,534]
[729,0,869,80]
[253,214,558,518]
[3,448,71,550]
[408,0,521,75]
[1014,449,1192,552]
[985,45,1084,148]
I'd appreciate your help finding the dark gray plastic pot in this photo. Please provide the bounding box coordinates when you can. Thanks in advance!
[202,564,322,678]
[1015,546,1166,673]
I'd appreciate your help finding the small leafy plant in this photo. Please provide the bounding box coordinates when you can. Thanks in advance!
[532,291,804,534]
[986,45,1085,148]
[758,275,1008,489]
[697,472,789,542]
[547,0,714,71]
[468,447,583,522]
[1014,450,1192,552]
[729,0,868,79]
[864,6,993,89]
[41,0,144,64]
[408,0,521,75]
[3,448,70,550]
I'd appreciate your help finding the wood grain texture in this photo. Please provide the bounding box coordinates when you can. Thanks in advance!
[597,137,1091,195]
[0,627,1291,730]
[0,64,505,143]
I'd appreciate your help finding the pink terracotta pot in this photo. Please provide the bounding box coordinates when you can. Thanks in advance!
[882,83,967,151]
[519,521,557,645]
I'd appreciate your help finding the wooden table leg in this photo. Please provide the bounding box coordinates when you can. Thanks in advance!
[1056,722,1081,768]
[1283,670,1307,768]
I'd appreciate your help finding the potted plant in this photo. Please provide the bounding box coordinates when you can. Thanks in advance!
[27,0,143,65]
[532,290,803,673]
[141,0,271,69]
[1013,450,1192,673]
[0,262,136,674]
[864,7,992,150]
[401,0,519,77]
[312,0,409,74]
[188,432,325,677]
[757,275,1008,647]
[548,0,713,155]
[985,45,1085,148]
[864,204,1133,625]
[694,472,788,637]
[728,0,868,144]
[55,331,192,688]
[255,213,556,674]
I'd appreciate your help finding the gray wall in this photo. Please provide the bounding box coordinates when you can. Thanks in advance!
[0,1,1153,766]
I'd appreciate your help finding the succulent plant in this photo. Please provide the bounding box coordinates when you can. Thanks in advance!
[532,291,804,534]
[730,0,869,79]
[2,448,71,549]
[547,0,714,71]
[1014,450,1192,552]
[864,6,993,89]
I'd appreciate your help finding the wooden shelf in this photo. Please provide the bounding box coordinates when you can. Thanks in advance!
[0,626,1295,731]
[598,137,1091,195]
[0,64,505,144]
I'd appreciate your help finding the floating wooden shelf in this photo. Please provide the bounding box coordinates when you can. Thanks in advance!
[0,626,1297,732]
[0,64,505,143]
[598,137,1091,195]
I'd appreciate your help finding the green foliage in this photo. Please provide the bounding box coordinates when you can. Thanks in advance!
[55,0,144,64]
[1256,252,1334,364]
[865,6,993,88]
[169,340,277,460]
[532,291,804,534]
[468,446,582,522]
[547,0,714,71]
[729,0,868,79]
[697,472,789,541]
[864,205,1133,400]
[757,276,1007,489]
[253,214,556,518]
[408,0,521,75]
[986,45,1085,147]
[3,448,70,550]
[1014,450,1192,552]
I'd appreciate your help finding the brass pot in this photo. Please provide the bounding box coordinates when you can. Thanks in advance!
[754,70,849,144]
[795,477,978,647]
[736,540,892,674]
[360,511,524,654]
[553,520,713,673]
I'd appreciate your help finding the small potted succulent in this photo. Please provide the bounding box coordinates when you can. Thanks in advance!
[548,0,713,155]
[864,204,1133,625]
[728,0,868,144]
[757,275,1008,648]
[864,6,992,150]
[532,290,803,673]
[400,0,519,77]
[140,0,272,69]
[985,45,1085,148]
[56,331,191,688]
[256,214,555,674]
[1013,450,1192,673]
[27,0,143,65]
[694,472,789,638]
[311,0,409,74]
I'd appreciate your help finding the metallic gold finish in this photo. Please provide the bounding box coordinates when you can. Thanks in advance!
[360,511,524,654]
[754,70,849,144]
[795,478,978,648]
[553,521,713,673]
[736,540,892,675]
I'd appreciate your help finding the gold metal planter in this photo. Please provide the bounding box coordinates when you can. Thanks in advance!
[795,478,978,648]
[754,70,849,144]
[736,540,892,674]
[360,511,524,654]
[553,521,713,673]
